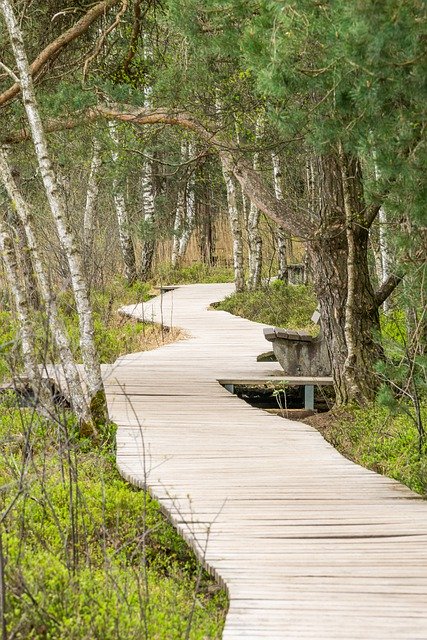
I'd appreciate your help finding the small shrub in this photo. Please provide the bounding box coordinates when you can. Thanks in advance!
[0,398,227,639]
[214,281,317,330]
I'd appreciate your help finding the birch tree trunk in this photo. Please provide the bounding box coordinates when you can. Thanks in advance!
[221,160,245,292]
[178,142,196,260]
[83,137,102,277]
[7,205,39,307]
[140,159,156,279]
[0,148,92,429]
[140,40,156,279]
[0,222,53,412]
[171,140,187,268]
[247,124,263,289]
[0,0,106,426]
[272,153,288,282]
[108,122,138,284]
[373,158,391,311]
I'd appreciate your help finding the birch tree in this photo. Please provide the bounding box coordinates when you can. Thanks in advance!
[220,161,245,292]
[272,153,288,282]
[247,120,263,289]
[178,144,196,259]
[83,137,102,275]
[0,220,53,412]
[171,140,197,266]
[0,148,92,431]
[0,0,107,426]
[140,41,156,280]
[108,122,138,284]
[171,140,187,268]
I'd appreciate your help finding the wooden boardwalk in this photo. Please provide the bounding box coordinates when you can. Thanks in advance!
[104,283,427,639]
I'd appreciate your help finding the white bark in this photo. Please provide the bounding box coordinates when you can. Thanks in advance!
[221,160,245,292]
[178,141,196,260]
[0,148,91,423]
[272,153,288,281]
[1,0,105,422]
[339,145,359,398]
[172,192,184,268]
[108,122,137,284]
[247,120,263,289]
[0,222,51,410]
[172,140,187,267]
[140,159,156,278]
[373,156,391,311]
[83,137,102,267]
[139,39,156,279]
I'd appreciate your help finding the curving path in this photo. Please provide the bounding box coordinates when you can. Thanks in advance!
[104,283,427,639]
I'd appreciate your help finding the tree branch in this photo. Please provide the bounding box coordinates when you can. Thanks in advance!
[1,101,313,237]
[374,273,404,308]
[364,202,382,228]
[0,0,120,108]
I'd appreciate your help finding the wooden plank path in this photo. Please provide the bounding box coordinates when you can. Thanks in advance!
[58,284,427,638]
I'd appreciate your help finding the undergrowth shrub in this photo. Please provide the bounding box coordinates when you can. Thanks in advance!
[154,262,234,285]
[320,405,427,495]
[0,397,226,639]
[213,281,317,330]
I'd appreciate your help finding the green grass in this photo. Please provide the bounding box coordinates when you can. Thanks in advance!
[154,262,234,285]
[213,280,318,331]
[0,396,227,639]
[310,405,427,496]
[0,278,178,380]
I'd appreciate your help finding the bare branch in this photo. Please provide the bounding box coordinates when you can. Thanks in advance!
[0,0,120,108]
[374,273,404,308]
[1,101,313,237]
[83,0,128,80]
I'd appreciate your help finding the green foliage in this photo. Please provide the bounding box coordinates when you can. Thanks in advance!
[323,405,427,495]
[214,281,317,330]
[0,310,17,380]
[0,399,226,639]
[0,280,158,380]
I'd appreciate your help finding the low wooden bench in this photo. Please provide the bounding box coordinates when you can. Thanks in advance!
[262,310,332,409]
[263,310,331,377]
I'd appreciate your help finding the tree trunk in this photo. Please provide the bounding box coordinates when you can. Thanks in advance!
[178,142,196,260]
[108,122,138,284]
[7,205,39,307]
[198,167,216,266]
[271,153,289,283]
[140,159,156,280]
[220,160,245,292]
[83,137,102,281]
[308,153,382,405]
[139,39,156,280]
[1,0,106,428]
[171,141,187,267]
[0,148,92,429]
[0,223,53,412]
